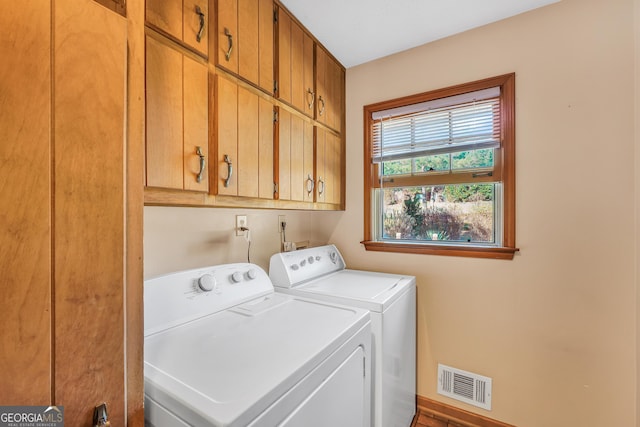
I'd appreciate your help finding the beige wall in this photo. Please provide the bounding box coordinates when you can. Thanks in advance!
[144,207,335,277]
[326,0,637,425]
[144,0,639,425]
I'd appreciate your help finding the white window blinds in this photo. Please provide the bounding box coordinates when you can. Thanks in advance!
[371,87,501,163]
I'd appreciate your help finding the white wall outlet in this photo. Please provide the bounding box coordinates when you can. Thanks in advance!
[236,215,247,236]
[278,215,286,233]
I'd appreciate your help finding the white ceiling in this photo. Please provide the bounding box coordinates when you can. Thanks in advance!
[279,0,560,68]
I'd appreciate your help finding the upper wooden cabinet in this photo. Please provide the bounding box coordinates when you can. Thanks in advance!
[216,0,274,93]
[144,0,345,210]
[146,0,209,57]
[215,74,274,199]
[315,46,344,133]
[277,7,314,118]
[146,35,209,192]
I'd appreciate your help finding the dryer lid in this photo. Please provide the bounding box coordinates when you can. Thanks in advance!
[303,270,402,299]
[294,270,415,311]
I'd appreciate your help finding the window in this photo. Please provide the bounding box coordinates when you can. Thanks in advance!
[362,74,517,259]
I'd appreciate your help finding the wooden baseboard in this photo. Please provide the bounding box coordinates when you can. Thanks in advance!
[412,396,516,427]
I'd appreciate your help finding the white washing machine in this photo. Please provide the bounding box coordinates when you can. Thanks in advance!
[269,245,416,427]
[144,262,372,427]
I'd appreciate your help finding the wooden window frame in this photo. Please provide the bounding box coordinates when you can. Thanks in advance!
[362,73,518,260]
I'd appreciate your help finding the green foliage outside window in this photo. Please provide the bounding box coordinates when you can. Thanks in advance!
[381,184,495,243]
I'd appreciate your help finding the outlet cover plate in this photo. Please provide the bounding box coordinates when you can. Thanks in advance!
[236,215,247,236]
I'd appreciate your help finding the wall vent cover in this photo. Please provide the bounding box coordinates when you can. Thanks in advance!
[437,363,492,410]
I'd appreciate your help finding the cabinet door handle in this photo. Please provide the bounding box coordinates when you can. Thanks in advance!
[318,96,325,116]
[317,177,325,195]
[93,403,111,427]
[306,88,315,110]
[223,154,233,187]
[306,174,315,195]
[224,28,233,61]
[196,146,205,183]
[195,5,205,43]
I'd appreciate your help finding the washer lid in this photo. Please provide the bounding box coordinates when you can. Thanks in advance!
[144,292,369,427]
[291,270,415,312]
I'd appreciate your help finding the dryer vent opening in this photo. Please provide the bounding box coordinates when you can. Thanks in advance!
[437,363,492,411]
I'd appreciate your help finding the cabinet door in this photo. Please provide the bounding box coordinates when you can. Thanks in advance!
[0,0,52,405]
[324,131,342,205]
[217,0,238,73]
[54,0,130,424]
[215,76,274,198]
[328,56,344,133]
[146,0,182,42]
[315,45,327,126]
[217,0,273,92]
[238,86,259,197]
[183,56,209,192]
[278,8,314,117]
[258,97,275,199]
[279,110,314,202]
[315,127,342,205]
[146,36,208,191]
[183,0,208,56]
[147,0,208,57]
[146,36,184,189]
[315,46,344,133]
[216,75,239,195]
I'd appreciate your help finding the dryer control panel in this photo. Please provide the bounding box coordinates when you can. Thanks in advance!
[144,263,273,336]
[269,245,346,288]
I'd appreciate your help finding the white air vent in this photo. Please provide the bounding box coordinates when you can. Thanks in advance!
[437,364,492,410]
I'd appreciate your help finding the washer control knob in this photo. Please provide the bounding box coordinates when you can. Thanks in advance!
[315,255,321,261]
[308,256,315,264]
[290,264,299,271]
[198,274,216,292]
[231,271,243,283]
[329,251,338,263]
[300,259,307,267]
[246,269,257,280]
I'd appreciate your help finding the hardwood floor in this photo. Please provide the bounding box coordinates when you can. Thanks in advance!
[412,396,517,427]
[412,409,451,427]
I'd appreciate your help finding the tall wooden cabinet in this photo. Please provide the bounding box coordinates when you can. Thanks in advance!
[1,0,143,425]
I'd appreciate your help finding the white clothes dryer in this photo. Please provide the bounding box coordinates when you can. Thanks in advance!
[269,245,416,427]
[144,263,372,427]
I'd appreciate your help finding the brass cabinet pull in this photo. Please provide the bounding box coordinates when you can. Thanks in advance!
[223,154,233,187]
[318,96,325,116]
[317,177,325,195]
[93,403,111,427]
[306,88,315,110]
[195,5,205,43]
[224,28,233,61]
[306,174,315,195]
[196,146,205,183]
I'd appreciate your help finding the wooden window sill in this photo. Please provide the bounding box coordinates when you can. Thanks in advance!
[361,240,519,260]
